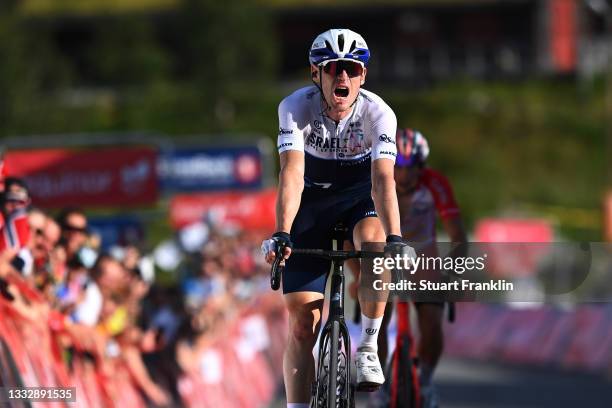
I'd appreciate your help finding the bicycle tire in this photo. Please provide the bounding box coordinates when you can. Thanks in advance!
[327,320,339,408]
[313,328,331,408]
[390,303,420,408]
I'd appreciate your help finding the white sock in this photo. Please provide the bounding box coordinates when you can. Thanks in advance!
[287,404,309,408]
[358,314,383,352]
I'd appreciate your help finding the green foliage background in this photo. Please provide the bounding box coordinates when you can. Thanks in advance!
[0,1,607,242]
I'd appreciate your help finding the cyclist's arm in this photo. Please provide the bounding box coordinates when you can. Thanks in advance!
[442,216,468,258]
[276,94,306,234]
[276,150,304,233]
[442,217,467,245]
[369,100,400,237]
[371,158,401,237]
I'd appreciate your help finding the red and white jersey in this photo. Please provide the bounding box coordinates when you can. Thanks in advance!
[0,209,30,252]
[399,168,460,243]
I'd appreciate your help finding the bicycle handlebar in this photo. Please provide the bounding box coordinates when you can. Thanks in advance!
[269,244,385,291]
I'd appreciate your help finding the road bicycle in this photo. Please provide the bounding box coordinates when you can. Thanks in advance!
[380,301,455,408]
[270,224,384,408]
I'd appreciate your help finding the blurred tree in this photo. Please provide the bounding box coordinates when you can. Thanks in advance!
[171,0,278,129]
[86,16,170,85]
[0,3,71,136]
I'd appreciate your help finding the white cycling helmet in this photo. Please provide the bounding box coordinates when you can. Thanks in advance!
[309,28,370,67]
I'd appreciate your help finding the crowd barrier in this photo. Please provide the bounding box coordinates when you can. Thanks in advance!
[178,297,288,408]
[0,274,288,408]
[444,303,612,373]
[0,277,147,408]
[179,296,286,408]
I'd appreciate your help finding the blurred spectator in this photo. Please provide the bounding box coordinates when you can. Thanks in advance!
[0,177,31,253]
[57,207,94,267]
[0,153,8,193]
[1,191,280,407]
[15,208,46,277]
[92,254,130,295]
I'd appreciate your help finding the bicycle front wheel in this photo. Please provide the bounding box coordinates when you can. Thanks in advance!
[313,320,351,408]
[389,308,420,408]
[327,320,339,408]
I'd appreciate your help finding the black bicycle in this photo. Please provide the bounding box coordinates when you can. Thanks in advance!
[270,224,383,408]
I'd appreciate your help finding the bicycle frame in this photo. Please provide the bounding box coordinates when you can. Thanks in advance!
[270,228,384,408]
[390,301,421,408]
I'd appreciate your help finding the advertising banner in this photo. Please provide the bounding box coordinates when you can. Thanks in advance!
[158,147,262,192]
[88,216,144,249]
[169,189,276,230]
[5,147,158,207]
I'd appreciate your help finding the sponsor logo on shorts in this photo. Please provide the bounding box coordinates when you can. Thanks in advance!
[278,142,293,149]
[365,328,377,335]
[279,128,293,135]
[379,151,397,156]
[365,210,377,217]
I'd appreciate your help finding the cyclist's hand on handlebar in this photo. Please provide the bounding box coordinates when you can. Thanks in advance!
[384,234,416,260]
[261,231,293,264]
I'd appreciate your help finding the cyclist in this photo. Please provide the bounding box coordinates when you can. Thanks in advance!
[378,128,467,408]
[262,28,412,408]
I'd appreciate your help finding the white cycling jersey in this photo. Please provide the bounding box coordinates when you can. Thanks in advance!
[277,85,397,190]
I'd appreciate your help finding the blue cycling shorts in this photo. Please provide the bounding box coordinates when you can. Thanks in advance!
[283,183,377,294]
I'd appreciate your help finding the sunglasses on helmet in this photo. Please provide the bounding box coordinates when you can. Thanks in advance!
[321,60,364,78]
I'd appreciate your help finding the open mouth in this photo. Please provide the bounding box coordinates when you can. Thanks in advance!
[334,86,349,98]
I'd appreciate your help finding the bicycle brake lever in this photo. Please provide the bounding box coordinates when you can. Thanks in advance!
[270,242,285,291]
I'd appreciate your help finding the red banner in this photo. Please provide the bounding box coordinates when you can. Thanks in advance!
[475,218,553,243]
[169,189,276,230]
[474,218,553,278]
[550,0,577,72]
[5,147,158,208]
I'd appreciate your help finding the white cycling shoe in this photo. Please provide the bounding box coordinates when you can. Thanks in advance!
[355,348,385,391]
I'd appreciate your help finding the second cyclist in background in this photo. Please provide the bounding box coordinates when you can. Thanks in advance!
[349,129,467,408]
[393,128,467,408]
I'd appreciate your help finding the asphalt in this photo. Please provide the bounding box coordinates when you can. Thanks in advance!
[270,357,612,408]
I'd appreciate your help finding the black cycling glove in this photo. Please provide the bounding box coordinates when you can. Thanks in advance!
[272,231,293,254]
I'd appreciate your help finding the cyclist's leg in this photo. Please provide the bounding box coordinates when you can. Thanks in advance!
[414,302,443,408]
[344,238,392,365]
[378,299,393,367]
[353,216,387,326]
[352,216,388,388]
[342,240,361,301]
[283,291,324,404]
[282,189,335,404]
[415,302,444,384]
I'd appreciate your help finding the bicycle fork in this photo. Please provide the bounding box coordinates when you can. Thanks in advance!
[314,260,353,408]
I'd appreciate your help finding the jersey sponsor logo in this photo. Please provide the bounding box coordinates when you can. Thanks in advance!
[279,128,293,135]
[379,150,397,156]
[278,142,293,149]
[307,134,344,149]
[379,134,395,144]
[304,118,368,158]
